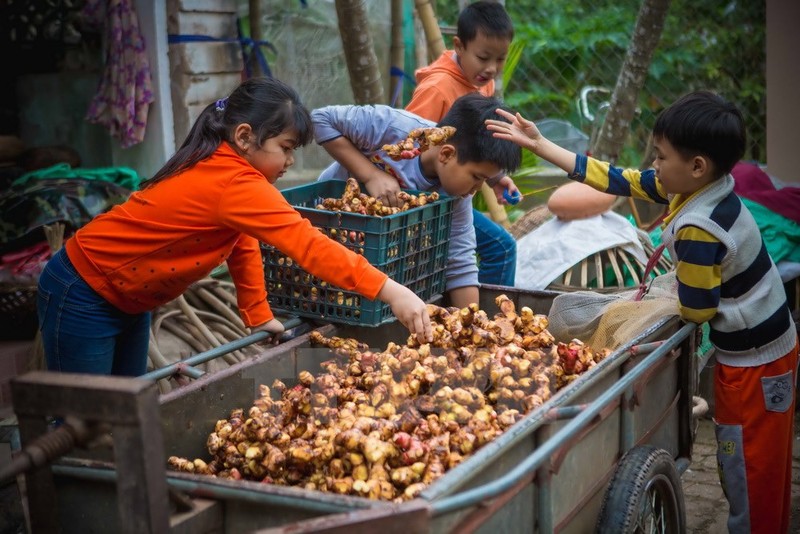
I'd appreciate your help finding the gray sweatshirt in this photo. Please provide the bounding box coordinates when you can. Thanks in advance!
[312,104,478,291]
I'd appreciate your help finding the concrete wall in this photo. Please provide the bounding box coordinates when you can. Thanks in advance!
[167,0,243,144]
[766,0,799,184]
[110,0,177,180]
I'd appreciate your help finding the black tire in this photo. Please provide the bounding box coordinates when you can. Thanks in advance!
[595,445,686,534]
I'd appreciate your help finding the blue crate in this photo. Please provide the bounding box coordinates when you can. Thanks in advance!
[261,180,454,326]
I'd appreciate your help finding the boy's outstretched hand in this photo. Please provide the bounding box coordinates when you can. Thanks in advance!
[485,109,541,152]
[491,175,522,205]
[487,109,578,174]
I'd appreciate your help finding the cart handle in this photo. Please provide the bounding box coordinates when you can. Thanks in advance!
[141,316,304,382]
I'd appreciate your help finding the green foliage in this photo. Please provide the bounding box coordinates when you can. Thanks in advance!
[433,0,765,165]
[502,39,526,88]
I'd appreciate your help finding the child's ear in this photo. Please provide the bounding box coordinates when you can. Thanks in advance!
[453,36,465,55]
[692,155,709,178]
[438,144,457,162]
[233,123,254,151]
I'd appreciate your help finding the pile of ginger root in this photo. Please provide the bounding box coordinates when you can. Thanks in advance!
[168,295,610,502]
[316,177,439,216]
[381,126,457,160]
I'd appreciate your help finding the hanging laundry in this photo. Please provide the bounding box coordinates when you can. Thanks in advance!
[81,0,154,148]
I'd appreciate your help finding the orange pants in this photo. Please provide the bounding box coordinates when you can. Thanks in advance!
[714,340,799,534]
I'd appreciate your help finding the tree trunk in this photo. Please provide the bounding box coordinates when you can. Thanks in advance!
[335,0,385,105]
[592,0,672,163]
[389,0,404,106]
[247,0,263,77]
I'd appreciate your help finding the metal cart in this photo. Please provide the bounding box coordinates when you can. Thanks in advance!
[9,286,701,533]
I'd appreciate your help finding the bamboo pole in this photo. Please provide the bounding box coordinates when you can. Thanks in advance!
[414,0,445,59]
[482,183,510,227]
[481,0,509,226]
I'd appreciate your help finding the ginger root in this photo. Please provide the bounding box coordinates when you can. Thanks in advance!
[167,295,610,503]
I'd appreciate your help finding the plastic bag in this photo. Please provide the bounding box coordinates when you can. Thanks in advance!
[547,272,679,351]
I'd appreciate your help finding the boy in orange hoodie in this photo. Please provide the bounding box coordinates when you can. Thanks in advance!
[406,1,519,287]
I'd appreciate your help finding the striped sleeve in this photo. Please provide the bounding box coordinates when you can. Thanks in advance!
[674,225,727,324]
[572,155,669,204]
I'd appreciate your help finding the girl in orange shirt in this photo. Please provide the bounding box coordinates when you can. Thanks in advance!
[37,77,432,376]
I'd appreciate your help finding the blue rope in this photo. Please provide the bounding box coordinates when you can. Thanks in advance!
[389,65,417,107]
[167,33,276,79]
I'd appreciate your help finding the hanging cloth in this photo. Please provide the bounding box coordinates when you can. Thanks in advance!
[81,0,154,148]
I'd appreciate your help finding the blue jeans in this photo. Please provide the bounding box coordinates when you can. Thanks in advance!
[37,248,150,376]
[473,208,516,286]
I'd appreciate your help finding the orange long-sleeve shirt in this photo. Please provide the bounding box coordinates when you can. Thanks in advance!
[65,142,387,326]
[405,50,495,122]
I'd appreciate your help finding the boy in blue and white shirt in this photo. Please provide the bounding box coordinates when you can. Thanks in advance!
[487,90,798,534]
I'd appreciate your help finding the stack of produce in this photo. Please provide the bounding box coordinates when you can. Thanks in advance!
[381,126,456,160]
[168,295,610,501]
[315,177,441,216]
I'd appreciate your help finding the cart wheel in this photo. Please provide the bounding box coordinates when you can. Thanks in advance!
[595,445,686,534]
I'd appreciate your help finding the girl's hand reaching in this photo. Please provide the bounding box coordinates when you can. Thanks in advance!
[378,279,433,343]
[485,109,542,152]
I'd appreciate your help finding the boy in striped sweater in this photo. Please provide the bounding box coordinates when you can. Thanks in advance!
[487,90,798,534]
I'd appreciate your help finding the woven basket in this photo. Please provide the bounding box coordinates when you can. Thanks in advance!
[0,283,39,339]
[508,204,554,240]
[0,284,37,315]
[509,205,674,293]
[546,238,673,293]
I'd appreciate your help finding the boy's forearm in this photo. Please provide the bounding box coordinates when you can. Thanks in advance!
[447,286,480,309]
[320,137,382,184]
[536,137,578,175]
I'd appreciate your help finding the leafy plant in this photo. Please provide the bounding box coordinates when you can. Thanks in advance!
[434,0,765,165]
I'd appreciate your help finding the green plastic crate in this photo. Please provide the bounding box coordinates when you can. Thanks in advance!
[261,180,454,326]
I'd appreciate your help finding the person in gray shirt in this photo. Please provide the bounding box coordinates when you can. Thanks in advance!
[313,93,521,309]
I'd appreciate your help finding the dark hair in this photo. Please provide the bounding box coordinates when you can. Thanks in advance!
[143,77,313,188]
[457,1,514,44]
[652,90,745,178]
[439,93,521,174]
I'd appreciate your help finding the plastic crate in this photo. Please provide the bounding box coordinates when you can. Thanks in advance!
[261,181,454,326]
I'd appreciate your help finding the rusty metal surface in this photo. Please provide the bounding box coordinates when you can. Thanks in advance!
[252,499,431,534]
[12,372,170,534]
[43,287,696,533]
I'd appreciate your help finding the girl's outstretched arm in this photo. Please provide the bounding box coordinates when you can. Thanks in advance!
[486,109,578,174]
